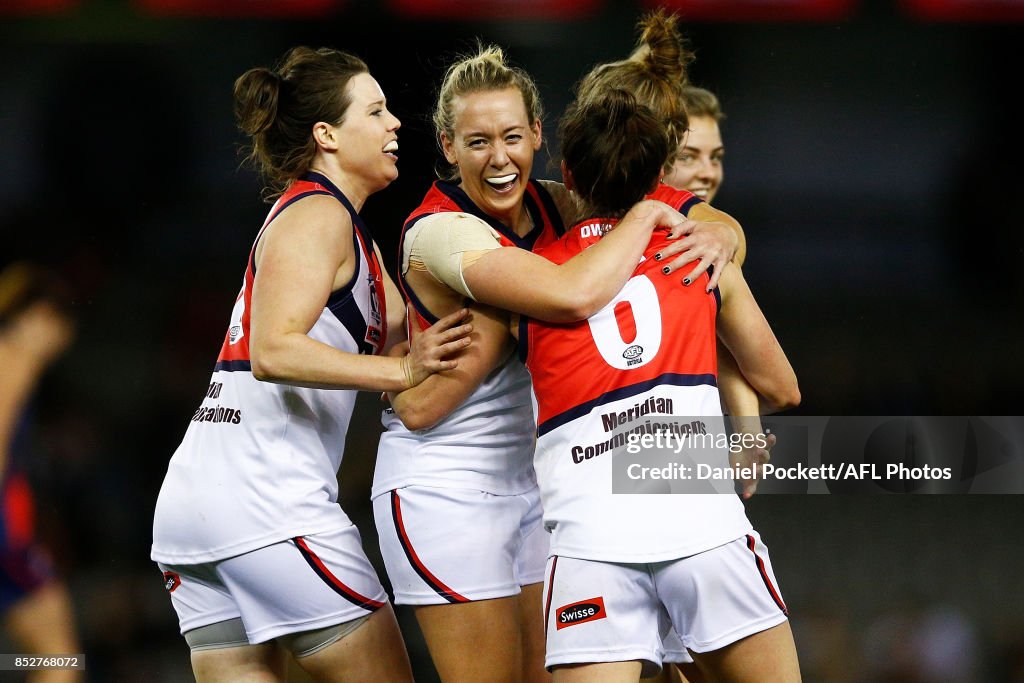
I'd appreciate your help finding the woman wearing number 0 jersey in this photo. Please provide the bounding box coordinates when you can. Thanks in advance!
[517,89,801,682]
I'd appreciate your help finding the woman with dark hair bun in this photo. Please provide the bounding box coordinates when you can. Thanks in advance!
[518,88,802,683]
[151,46,472,683]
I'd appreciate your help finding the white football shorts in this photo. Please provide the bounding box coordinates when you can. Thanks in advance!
[542,530,788,675]
[373,485,548,605]
[158,525,387,644]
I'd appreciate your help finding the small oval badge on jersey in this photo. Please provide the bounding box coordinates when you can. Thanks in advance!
[556,596,606,630]
[622,345,644,360]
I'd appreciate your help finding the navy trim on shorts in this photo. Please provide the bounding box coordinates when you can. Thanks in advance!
[745,534,788,616]
[390,491,469,604]
[543,555,558,637]
[537,372,719,437]
[292,537,385,612]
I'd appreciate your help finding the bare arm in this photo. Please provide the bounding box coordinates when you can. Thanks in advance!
[248,196,470,391]
[718,345,774,500]
[391,198,687,428]
[388,303,513,431]
[539,179,747,289]
[464,199,692,322]
[716,264,800,413]
[718,343,761,417]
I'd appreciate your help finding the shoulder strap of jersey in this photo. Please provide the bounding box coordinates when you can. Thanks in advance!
[648,183,704,216]
[525,179,567,239]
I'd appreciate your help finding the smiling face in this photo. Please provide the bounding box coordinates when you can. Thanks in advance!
[441,87,542,232]
[332,72,402,197]
[663,115,724,203]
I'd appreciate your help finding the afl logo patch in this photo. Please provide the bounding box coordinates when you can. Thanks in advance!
[622,345,643,360]
[556,596,606,630]
[163,571,181,593]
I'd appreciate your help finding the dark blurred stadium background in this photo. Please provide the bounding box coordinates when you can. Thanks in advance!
[2,0,1023,680]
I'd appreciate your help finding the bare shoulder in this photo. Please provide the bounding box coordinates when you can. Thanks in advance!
[256,193,353,265]
[275,193,352,233]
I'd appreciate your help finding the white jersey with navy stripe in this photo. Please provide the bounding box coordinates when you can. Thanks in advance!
[371,180,566,498]
[533,385,751,563]
[373,356,537,497]
[152,173,387,565]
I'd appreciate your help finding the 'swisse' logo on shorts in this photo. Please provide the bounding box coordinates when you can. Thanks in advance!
[556,596,606,630]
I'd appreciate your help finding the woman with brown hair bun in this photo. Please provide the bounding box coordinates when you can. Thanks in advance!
[151,46,472,683]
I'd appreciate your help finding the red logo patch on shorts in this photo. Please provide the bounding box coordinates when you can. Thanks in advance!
[556,596,606,630]
[163,571,181,593]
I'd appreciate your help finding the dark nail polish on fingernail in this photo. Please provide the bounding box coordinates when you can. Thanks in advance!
[683,278,691,285]
[654,253,662,261]
[662,266,670,274]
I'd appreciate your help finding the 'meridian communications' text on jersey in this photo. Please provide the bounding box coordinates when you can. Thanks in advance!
[373,180,564,498]
[152,172,387,565]
[521,186,751,563]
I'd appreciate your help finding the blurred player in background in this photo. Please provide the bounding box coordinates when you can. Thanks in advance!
[150,46,472,683]
[0,262,82,683]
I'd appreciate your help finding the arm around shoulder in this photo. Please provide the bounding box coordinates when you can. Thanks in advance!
[464,199,686,322]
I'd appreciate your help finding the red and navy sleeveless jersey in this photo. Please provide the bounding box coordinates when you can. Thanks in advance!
[216,171,388,370]
[397,179,566,330]
[519,212,748,562]
[521,210,719,438]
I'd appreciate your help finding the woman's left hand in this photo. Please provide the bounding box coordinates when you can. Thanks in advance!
[653,220,739,291]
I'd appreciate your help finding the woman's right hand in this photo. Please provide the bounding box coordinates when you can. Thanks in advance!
[401,307,473,388]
